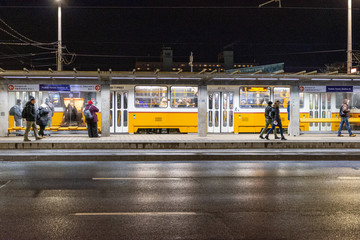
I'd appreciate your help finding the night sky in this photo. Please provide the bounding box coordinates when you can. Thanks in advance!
[0,0,359,72]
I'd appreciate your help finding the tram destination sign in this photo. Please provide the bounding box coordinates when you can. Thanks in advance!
[300,86,353,93]
[326,86,353,92]
[40,84,71,91]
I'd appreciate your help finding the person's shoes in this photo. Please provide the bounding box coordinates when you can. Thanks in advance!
[338,134,344,137]
[259,135,264,139]
[350,134,356,137]
[275,136,280,139]
[24,139,31,142]
[265,136,270,140]
[281,137,287,140]
[42,136,46,138]
[35,137,43,140]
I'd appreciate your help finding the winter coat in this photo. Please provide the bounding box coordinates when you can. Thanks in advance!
[271,107,281,122]
[265,105,273,119]
[84,104,99,123]
[36,105,50,126]
[341,101,351,118]
[13,104,22,120]
[45,102,55,117]
[25,101,36,122]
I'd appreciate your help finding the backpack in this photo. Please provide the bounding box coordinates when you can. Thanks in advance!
[84,107,93,120]
[339,104,347,117]
[9,106,16,116]
[21,107,28,118]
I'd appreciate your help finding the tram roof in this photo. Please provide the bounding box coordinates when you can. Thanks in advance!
[0,70,360,85]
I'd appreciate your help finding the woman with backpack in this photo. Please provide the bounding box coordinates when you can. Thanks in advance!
[36,103,50,138]
[84,100,100,138]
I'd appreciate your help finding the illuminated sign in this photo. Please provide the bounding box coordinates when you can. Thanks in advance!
[243,87,268,92]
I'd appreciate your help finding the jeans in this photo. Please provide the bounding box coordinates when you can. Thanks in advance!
[338,117,352,136]
[259,118,278,137]
[265,121,284,138]
[87,121,99,138]
[24,121,40,140]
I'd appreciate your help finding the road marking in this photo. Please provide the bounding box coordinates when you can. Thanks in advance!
[92,178,182,181]
[0,180,11,189]
[73,212,199,216]
[338,177,360,180]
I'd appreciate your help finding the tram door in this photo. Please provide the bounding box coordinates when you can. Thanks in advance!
[208,92,234,133]
[308,93,332,131]
[110,91,128,133]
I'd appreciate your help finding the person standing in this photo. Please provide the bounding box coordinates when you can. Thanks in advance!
[36,103,50,138]
[45,98,54,127]
[9,99,22,127]
[338,99,356,137]
[84,100,100,138]
[259,101,279,139]
[23,97,42,141]
[265,100,287,141]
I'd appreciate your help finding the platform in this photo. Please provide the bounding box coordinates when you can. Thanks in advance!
[0,134,359,161]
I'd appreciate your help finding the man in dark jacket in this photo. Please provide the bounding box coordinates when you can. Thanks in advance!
[264,100,287,141]
[24,97,42,141]
[84,100,100,138]
[338,99,356,137]
[259,101,279,139]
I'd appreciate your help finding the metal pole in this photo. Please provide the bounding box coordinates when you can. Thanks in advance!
[347,0,352,74]
[57,4,63,71]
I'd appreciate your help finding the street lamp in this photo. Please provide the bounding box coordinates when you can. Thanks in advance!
[347,0,352,74]
[56,0,62,71]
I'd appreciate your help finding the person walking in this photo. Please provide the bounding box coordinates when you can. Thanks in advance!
[259,101,279,139]
[84,100,100,138]
[265,100,287,141]
[36,103,50,138]
[23,97,42,141]
[338,99,356,137]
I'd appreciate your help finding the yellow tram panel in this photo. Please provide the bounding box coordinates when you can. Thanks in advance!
[129,112,198,133]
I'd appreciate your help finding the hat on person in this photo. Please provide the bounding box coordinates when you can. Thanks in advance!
[29,96,35,101]
[16,99,21,104]
[88,100,93,105]
[268,101,273,105]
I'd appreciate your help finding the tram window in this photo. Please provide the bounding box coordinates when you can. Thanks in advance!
[208,93,213,110]
[124,92,128,109]
[135,86,168,108]
[124,110,128,127]
[299,93,304,109]
[48,92,97,109]
[240,87,270,108]
[351,93,360,109]
[336,93,352,108]
[117,93,121,109]
[274,87,290,109]
[170,86,198,108]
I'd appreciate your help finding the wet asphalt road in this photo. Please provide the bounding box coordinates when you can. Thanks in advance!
[1,161,360,240]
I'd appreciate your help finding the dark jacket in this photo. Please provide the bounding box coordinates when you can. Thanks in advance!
[36,105,50,126]
[25,101,36,122]
[265,105,273,119]
[341,103,350,118]
[84,104,99,123]
[271,107,281,122]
